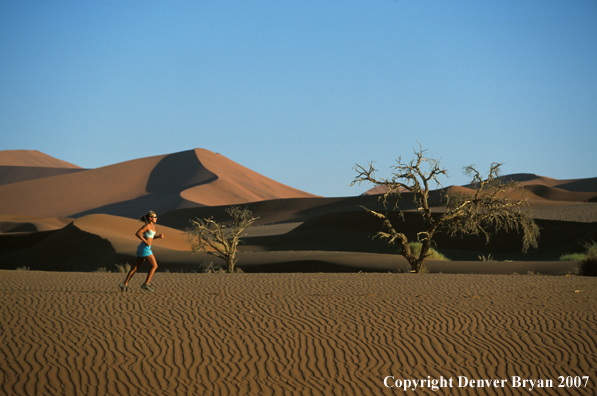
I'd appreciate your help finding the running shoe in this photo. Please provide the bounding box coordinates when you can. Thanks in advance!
[141,284,155,292]
[118,283,128,292]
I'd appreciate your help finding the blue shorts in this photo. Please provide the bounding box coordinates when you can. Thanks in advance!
[137,242,153,257]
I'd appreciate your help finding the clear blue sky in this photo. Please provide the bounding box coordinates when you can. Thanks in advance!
[2,0,596,197]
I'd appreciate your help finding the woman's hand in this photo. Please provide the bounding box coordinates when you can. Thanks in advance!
[156,233,165,239]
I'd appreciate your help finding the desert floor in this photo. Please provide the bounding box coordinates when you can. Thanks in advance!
[1,270,595,396]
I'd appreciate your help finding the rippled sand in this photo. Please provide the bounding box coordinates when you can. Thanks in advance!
[1,271,595,395]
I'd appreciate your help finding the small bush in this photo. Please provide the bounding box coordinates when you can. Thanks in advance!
[94,267,110,273]
[390,268,409,274]
[197,261,244,273]
[560,253,586,261]
[198,262,226,273]
[577,257,597,277]
[510,271,542,276]
[16,266,30,271]
[115,263,131,273]
[583,240,597,259]
[407,242,450,261]
[478,254,495,262]
[560,240,597,261]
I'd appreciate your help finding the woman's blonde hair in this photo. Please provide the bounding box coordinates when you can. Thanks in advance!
[139,210,157,223]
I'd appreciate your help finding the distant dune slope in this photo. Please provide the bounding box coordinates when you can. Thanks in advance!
[0,150,81,168]
[2,149,596,272]
[0,154,163,218]
[2,202,595,271]
[1,213,196,271]
[509,174,597,192]
[361,174,597,203]
[178,149,317,206]
[553,177,597,193]
[73,214,191,253]
[0,149,317,218]
[0,150,85,185]
[1,221,118,271]
[158,194,391,230]
[0,166,85,186]
[0,215,73,233]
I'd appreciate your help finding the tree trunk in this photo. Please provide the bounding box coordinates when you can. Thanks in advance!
[227,248,237,273]
[226,257,235,273]
[416,240,431,272]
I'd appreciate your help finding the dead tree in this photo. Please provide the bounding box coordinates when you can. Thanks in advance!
[352,144,540,273]
[187,207,259,273]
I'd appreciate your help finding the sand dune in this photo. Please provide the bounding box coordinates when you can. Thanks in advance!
[2,177,596,273]
[0,150,81,168]
[527,203,597,223]
[0,149,595,273]
[0,150,85,185]
[556,177,597,193]
[0,213,200,272]
[2,204,595,273]
[0,166,85,186]
[73,214,192,253]
[158,195,389,230]
[510,173,597,192]
[179,149,317,206]
[362,174,597,203]
[0,270,595,396]
[0,215,73,233]
[524,184,596,202]
[0,149,317,219]
[0,154,164,218]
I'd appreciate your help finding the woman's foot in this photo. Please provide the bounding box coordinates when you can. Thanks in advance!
[141,284,155,292]
[118,283,128,292]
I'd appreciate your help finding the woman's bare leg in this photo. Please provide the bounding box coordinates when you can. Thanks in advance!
[124,256,145,286]
[144,255,158,285]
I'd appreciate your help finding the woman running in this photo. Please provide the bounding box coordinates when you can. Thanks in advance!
[119,210,164,292]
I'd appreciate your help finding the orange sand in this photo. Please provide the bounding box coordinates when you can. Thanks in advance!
[0,270,595,395]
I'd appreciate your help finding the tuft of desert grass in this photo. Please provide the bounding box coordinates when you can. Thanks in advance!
[115,263,131,273]
[584,240,597,258]
[560,253,587,261]
[198,262,226,273]
[560,240,597,261]
[478,254,495,261]
[407,242,450,261]
[563,241,597,276]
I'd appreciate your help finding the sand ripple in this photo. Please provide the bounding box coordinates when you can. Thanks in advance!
[1,271,595,395]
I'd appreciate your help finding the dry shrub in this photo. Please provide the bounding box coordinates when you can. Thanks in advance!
[408,242,450,261]
[115,263,131,273]
[577,257,597,277]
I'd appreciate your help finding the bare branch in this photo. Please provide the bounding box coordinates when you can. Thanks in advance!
[354,145,540,272]
[187,207,259,273]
